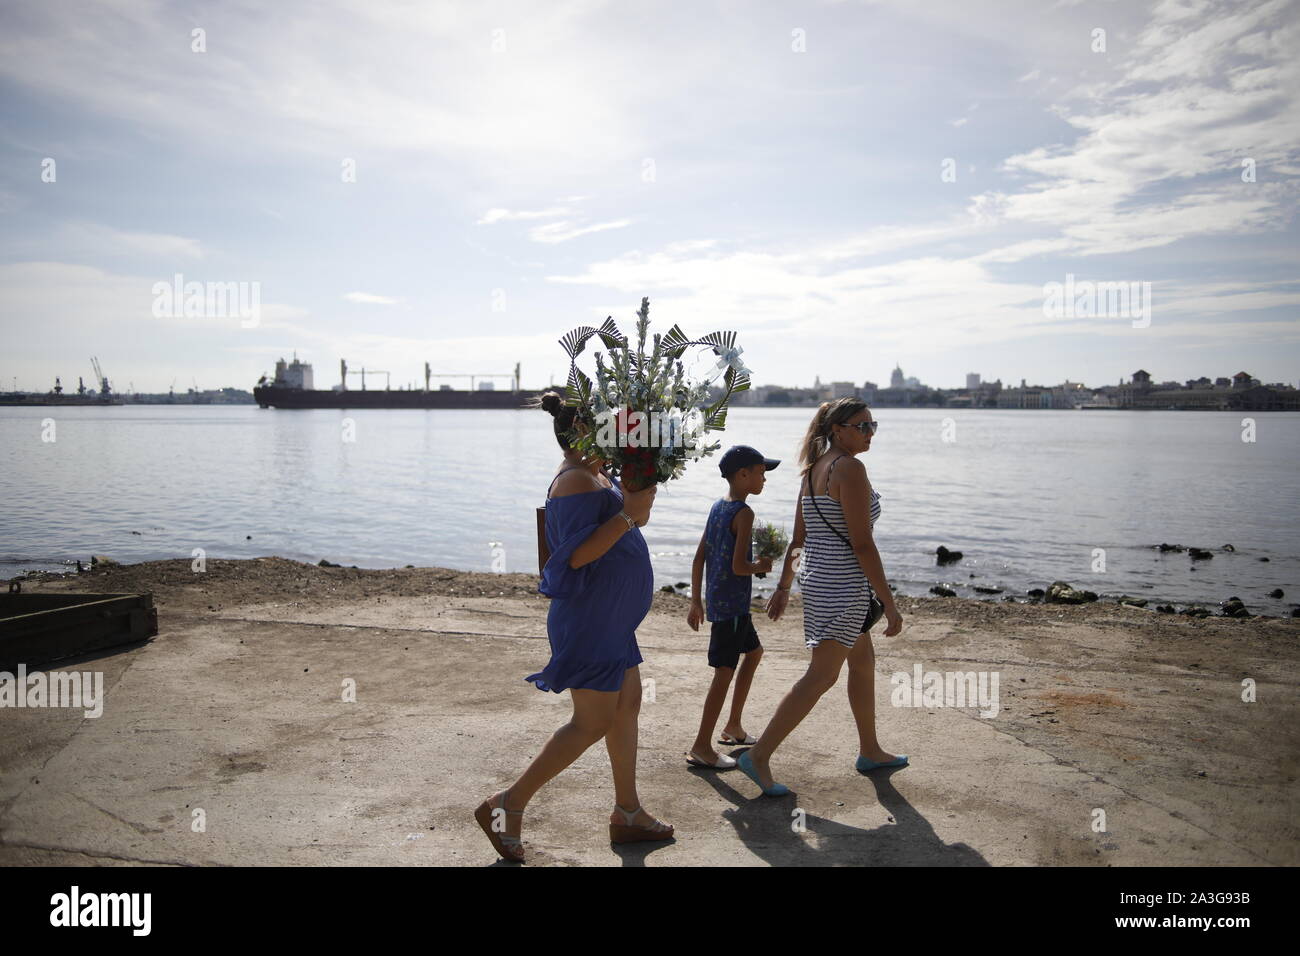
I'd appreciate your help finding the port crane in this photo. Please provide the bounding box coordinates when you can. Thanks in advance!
[89,357,111,396]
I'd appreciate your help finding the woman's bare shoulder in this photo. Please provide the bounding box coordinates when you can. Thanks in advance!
[834,455,867,480]
[551,467,605,498]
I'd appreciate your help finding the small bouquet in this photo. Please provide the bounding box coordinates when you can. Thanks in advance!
[558,297,750,491]
[751,521,790,579]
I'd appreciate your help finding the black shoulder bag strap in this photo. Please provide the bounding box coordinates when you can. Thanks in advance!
[806,456,884,631]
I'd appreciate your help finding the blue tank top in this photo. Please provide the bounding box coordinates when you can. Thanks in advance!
[704,498,751,621]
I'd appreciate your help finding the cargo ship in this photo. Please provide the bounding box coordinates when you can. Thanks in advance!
[253,356,542,409]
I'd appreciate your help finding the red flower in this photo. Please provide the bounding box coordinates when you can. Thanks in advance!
[615,407,646,449]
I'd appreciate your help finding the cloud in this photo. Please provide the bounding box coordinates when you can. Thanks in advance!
[969,0,1300,257]
[62,223,203,260]
[477,206,572,224]
[344,291,399,304]
[528,219,632,244]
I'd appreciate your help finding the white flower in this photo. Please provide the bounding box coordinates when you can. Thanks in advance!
[714,345,750,377]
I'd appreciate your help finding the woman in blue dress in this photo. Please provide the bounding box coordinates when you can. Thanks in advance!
[474,391,674,861]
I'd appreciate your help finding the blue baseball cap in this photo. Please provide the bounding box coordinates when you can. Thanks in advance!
[719,445,780,478]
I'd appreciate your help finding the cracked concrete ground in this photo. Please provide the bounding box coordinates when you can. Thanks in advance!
[1,558,1296,866]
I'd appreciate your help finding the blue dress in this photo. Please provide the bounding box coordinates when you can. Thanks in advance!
[526,468,653,693]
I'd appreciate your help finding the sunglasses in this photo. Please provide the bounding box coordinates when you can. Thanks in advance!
[837,419,878,435]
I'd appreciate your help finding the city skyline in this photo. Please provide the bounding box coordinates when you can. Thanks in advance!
[8,354,1294,400]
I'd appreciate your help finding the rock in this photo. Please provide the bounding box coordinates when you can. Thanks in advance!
[1046,581,1096,604]
[1002,596,1018,603]
[1259,557,1270,562]
[974,585,1003,594]
[90,555,118,567]
[1268,588,1284,599]
[130,530,142,535]
[1220,597,1250,618]
[318,559,340,567]
[660,585,675,594]
[1292,608,1300,618]
[1027,588,1045,598]
[675,581,688,589]
[1156,604,1176,613]
[1222,544,1235,552]
[930,586,956,597]
[1180,606,1211,618]
[1117,596,1148,608]
[1189,549,1213,560]
[936,546,963,565]
[1158,543,1184,552]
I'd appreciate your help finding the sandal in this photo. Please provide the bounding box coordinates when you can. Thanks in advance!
[474,788,525,862]
[719,732,758,745]
[686,750,737,769]
[609,803,674,844]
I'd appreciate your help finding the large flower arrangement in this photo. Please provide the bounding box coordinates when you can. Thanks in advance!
[559,297,750,491]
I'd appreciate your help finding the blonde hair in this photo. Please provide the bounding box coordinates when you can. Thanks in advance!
[798,397,868,477]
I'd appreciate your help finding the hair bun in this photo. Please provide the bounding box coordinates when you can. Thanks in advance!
[540,390,564,416]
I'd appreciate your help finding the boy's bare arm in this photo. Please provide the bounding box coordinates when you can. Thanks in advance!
[688,532,707,630]
[730,506,770,575]
[689,532,706,601]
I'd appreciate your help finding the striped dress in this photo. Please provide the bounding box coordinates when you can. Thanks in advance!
[798,457,882,649]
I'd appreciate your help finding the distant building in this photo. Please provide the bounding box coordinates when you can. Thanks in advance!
[477,381,496,391]
[890,364,905,389]
[1118,368,1298,410]
[966,373,981,390]
[831,381,857,399]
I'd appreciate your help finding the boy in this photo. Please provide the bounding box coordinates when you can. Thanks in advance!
[685,445,781,769]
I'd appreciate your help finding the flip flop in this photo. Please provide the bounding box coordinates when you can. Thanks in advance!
[686,751,737,769]
[718,732,758,745]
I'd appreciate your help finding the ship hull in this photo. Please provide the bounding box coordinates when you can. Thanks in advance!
[253,385,541,409]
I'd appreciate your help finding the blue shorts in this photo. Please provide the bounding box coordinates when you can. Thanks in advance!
[708,614,762,669]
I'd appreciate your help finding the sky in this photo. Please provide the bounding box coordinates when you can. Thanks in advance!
[1,0,1297,395]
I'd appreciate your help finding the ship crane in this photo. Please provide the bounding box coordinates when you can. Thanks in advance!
[422,361,522,393]
[340,359,391,390]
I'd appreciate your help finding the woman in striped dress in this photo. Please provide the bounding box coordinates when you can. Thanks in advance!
[736,398,907,796]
